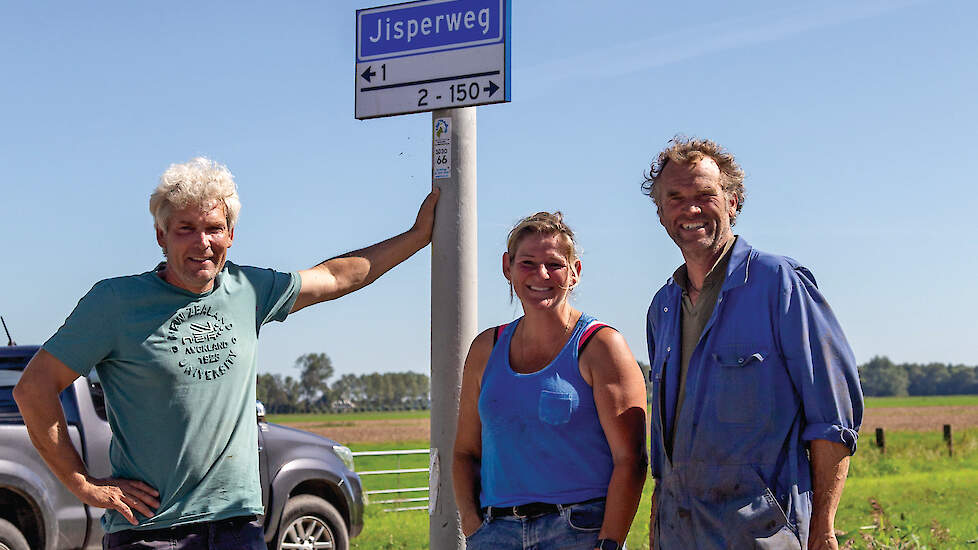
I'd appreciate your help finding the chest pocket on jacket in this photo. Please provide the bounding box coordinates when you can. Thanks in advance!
[712,347,770,424]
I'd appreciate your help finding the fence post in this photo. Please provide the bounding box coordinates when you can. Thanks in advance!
[944,424,953,457]
[396,454,402,509]
[875,427,885,454]
[353,448,433,512]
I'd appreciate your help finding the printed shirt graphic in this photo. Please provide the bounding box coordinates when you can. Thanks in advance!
[43,262,301,533]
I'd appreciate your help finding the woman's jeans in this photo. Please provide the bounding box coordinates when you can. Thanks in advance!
[466,500,616,550]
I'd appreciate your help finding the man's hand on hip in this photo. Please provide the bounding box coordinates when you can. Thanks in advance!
[74,475,160,526]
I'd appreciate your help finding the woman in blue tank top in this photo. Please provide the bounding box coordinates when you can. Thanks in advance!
[453,212,648,550]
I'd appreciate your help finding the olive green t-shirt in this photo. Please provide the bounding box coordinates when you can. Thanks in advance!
[672,237,736,430]
[43,261,300,533]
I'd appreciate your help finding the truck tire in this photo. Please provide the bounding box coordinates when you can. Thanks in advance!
[275,494,348,550]
[0,518,29,550]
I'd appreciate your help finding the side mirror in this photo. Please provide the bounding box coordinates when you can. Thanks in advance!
[255,400,266,423]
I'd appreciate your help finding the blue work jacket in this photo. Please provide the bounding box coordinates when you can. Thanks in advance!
[646,237,863,549]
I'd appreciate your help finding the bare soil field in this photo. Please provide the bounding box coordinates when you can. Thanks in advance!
[288,418,430,445]
[282,405,978,445]
[860,405,978,431]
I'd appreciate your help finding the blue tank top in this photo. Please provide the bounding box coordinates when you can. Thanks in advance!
[478,313,614,507]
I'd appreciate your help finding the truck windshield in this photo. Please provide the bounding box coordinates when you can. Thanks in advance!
[0,370,22,422]
[0,357,27,422]
[1,357,81,425]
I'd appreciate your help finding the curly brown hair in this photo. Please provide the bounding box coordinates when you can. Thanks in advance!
[641,136,745,225]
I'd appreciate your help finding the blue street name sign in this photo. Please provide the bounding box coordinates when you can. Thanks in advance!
[355,0,510,119]
[358,0,502,60]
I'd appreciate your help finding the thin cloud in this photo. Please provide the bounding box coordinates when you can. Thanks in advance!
[515,0,927,98]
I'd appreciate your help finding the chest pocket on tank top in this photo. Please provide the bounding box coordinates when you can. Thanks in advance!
[539,390,574,425]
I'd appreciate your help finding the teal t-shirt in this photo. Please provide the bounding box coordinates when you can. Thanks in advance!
[43,261,301,533]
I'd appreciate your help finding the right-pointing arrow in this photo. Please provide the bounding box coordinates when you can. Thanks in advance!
[483,80,499,97]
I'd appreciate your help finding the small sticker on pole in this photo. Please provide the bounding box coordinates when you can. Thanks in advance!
[433,117,452,179]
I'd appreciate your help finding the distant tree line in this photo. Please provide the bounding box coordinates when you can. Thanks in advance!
[262,353,975,414]
[256,353,431,413]
[858,356,978,397]
[637,356,978,399]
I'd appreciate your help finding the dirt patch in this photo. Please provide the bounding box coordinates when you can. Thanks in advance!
[861,405,978,432]
[281,405,978,446]
[287,418,430,445]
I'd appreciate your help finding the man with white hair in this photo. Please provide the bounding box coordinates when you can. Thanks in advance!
[14,157,439,549]
[642,137,863,550]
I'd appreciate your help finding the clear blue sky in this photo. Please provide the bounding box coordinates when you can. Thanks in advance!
[2,0,975,379]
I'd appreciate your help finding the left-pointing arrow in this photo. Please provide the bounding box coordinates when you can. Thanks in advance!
[361,66,376,83]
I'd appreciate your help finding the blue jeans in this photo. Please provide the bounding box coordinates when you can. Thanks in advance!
[466,500,614,550]
[102,516,266,550]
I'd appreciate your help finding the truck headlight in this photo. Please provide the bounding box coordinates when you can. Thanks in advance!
[333,444,355,471]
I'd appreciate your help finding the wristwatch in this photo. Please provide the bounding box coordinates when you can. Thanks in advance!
[595,539,620,550]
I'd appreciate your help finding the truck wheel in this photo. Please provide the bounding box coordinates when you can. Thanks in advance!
[276,494,348,550]
[0,518,29,550]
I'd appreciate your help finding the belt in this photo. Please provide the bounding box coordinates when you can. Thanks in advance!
[108,515,259,543]
[483,497,605,519]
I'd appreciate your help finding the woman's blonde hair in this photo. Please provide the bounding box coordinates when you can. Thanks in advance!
[505,211,580,300]
[149,157,241,232]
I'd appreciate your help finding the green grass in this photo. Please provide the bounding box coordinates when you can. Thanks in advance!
[272,409,978,548]
[342,431,978,550]
[838,469,978,549]
[349,441,431,453]
[350,441,431,504]
[864,395,978,408]
[349,440,432,550]
[839,429,978,549]
[850,428,978,478]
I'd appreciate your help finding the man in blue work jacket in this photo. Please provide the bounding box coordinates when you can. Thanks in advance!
[642,137,863,550]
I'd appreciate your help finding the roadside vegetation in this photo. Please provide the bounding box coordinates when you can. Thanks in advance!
[262,355,978,415]
[276,396,978,549]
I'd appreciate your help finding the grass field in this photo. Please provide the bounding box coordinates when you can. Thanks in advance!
[839,468,978,548]
[864,395,978,408]
[344,437,978,549]
[348,441,434,550]
[273,396,978,549]
[840,428,978,548]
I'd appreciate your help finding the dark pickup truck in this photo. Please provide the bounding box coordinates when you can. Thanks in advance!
[0,345,364,550]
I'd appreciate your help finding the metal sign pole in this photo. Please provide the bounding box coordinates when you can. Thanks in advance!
[429,106,477,550]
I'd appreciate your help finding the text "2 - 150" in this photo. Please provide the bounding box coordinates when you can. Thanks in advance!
[417,81,483,107]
